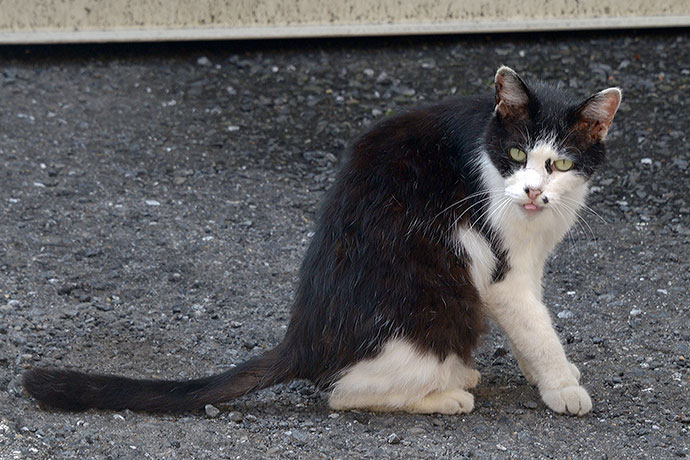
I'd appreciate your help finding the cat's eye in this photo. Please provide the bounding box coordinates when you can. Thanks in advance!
[509,147,527,162]
[553,159,574,172]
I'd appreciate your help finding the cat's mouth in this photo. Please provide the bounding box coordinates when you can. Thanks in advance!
[522,203,543,214]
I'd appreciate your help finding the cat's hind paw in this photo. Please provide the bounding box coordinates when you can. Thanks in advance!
[541,385,592,416]
[406,389,475,415]
[462,368,481,389]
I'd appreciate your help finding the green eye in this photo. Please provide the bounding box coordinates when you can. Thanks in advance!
[509,147,527,162]
[553,159,574,172]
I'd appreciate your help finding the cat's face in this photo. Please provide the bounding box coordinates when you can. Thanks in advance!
[501,138,590,218]
[483,66,621,221]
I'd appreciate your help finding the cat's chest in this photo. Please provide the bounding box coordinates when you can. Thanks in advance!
[454,226,546,299]
[454,227,496,295]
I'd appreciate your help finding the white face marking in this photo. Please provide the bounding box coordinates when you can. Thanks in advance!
[474,142,590,284]
[497,137,589,228]
[506,138,579,202]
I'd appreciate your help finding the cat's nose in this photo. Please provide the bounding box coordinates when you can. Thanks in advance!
[525,187,542,201]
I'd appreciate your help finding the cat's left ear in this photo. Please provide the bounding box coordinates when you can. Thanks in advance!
[574,88,622,142]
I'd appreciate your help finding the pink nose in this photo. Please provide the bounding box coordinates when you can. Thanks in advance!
[527,188,542,201]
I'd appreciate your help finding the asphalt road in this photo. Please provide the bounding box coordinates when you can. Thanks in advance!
[0,29,688,459]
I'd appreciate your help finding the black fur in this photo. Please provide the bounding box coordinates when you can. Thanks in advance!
[280,97,494,389]
[23,347,290,412]
[23,70,613,413]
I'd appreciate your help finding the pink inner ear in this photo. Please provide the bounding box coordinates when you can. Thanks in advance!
[578,89,621,141]
[495,69,529,108]
[581,89,621,128]
[494,67,529,119]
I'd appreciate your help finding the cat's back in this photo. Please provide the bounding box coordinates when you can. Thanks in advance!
[348,94,494,169]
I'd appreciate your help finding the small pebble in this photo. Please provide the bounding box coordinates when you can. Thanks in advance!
[524,401,538,409]
[266,447,281,456]
[673,159,688,170]
[204,404,220,418]
[228,411,243,423]
[290,430,309,443]
[387,433,401,444]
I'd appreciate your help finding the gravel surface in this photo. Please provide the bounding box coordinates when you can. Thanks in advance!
[1,30,689,459]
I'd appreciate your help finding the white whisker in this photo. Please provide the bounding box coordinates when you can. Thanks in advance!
[560,195,608,225]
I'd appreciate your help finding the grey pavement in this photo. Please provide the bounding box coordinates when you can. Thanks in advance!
[0,31,689,459]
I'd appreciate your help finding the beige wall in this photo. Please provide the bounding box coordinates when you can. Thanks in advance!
[1,0,689,43]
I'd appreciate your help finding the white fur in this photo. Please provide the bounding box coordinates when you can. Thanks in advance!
[329,339,480,414]
[455,226,495,294]
[470,139,592,415]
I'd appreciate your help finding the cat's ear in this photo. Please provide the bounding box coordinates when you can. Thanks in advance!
[574,88,622,142]
[494,66,530,120]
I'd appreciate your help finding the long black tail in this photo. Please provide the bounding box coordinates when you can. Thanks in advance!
[22,347,293,412]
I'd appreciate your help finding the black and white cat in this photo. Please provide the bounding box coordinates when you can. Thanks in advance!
[23,66,621,416]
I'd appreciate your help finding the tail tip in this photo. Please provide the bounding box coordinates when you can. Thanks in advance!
[22,368,90,411]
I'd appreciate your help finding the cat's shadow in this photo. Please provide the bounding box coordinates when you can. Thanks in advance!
[220,375,540,420]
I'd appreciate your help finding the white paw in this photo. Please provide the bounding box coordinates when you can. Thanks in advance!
[541,385,592,416]
[568,362,581,382]
[407,389,475,415]
[462,369,481,389]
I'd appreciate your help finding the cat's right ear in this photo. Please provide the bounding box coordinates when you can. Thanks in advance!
[494,66,530,121]
[573,88,622,142]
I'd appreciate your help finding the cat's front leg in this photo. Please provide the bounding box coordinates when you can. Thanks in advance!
[509,339,581,384]
[485,283,591,416]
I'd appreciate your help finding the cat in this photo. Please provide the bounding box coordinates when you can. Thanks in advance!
[23,66,621,416]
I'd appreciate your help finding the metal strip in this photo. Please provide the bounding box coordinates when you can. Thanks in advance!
[1,16,689,44]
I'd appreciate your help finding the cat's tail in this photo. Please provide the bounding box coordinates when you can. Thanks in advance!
[22,346,293,412]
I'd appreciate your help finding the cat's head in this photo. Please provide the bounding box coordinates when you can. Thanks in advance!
[482,66,621,222]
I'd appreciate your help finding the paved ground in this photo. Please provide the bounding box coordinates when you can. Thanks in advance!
[0,29,688,459]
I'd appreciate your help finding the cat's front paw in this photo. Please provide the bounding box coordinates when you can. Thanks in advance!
[541,385,592,416]
[568,362,581,382]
